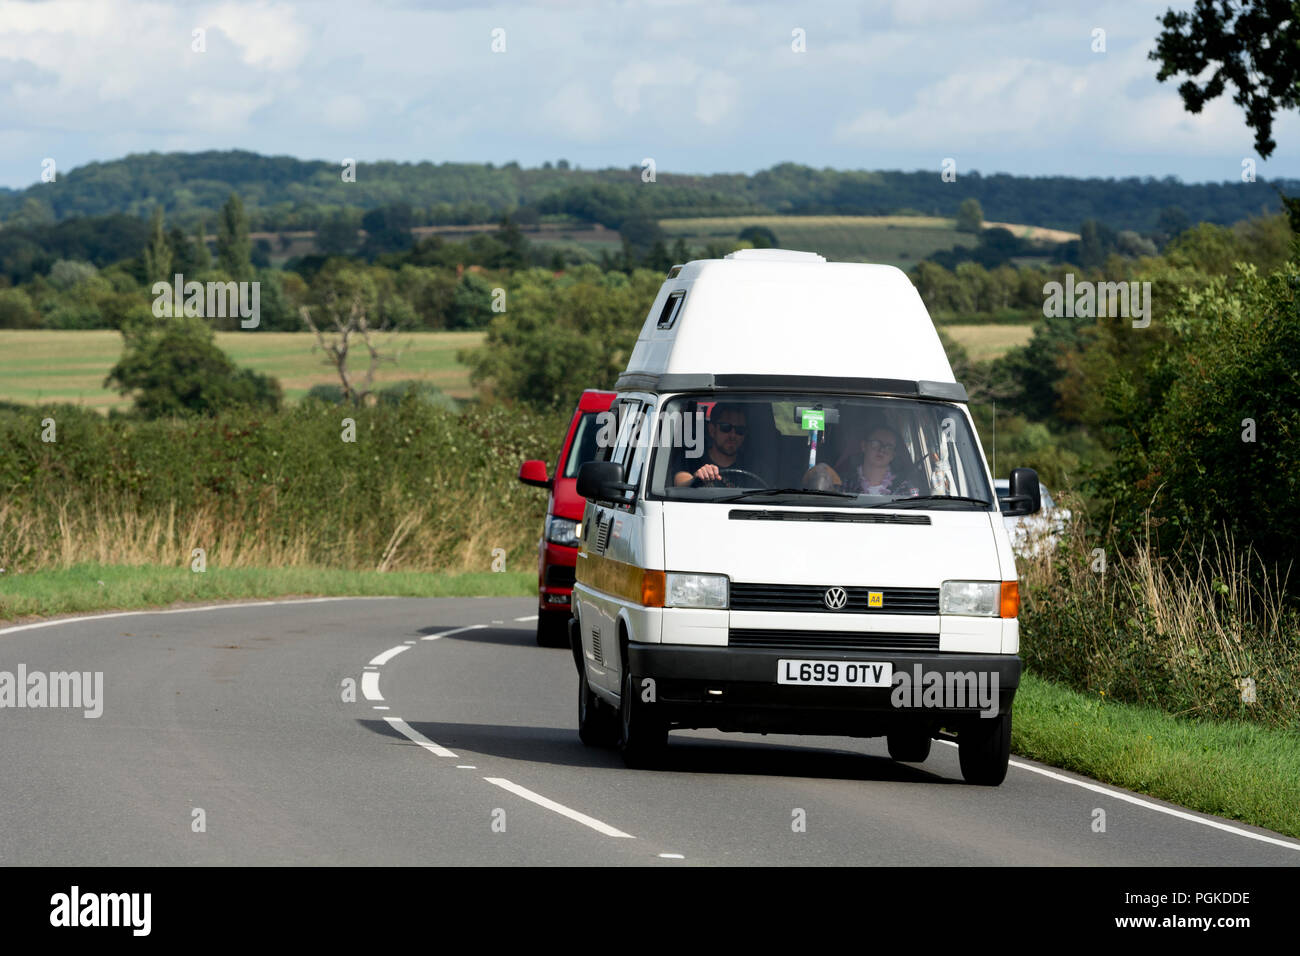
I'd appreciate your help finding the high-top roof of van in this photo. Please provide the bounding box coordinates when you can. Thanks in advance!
[616,249,964,401]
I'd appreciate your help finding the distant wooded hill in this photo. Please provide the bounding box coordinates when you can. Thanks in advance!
[2,151,1294,236]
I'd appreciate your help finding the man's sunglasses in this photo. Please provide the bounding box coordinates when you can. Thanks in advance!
[712,422,747,435]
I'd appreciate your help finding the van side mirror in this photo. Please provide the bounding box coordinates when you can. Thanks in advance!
[518,459,552,489]
[1002,467,1042,517]
[576,461,630,502]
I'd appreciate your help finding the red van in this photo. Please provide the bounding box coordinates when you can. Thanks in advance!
[518,389,617,646]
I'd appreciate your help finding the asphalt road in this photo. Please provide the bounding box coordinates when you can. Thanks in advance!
[1,596,1296,866]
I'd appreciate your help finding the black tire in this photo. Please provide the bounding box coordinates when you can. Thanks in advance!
[536,612,569,647]
[886,729,932,763]
[577,665,617,747]
[958,712,1012,786]
[617,665,667,768]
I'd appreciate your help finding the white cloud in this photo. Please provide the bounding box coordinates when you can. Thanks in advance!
[694,69,739,126]
[205,1,308,72]
[536,81,605,141]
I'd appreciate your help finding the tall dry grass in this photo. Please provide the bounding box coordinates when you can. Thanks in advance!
[0,401,559,577]
[0,488,537,575]
[1019,494,1300,728]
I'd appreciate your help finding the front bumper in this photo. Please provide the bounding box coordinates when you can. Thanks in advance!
[537,540,577,612]
[627,642,1020,736]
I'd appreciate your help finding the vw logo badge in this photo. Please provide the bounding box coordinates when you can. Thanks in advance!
[823,586,848,610]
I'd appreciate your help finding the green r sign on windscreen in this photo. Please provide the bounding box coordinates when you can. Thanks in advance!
[801,409,825,431]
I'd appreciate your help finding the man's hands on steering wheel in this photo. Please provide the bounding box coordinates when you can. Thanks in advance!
[689,467,769,489]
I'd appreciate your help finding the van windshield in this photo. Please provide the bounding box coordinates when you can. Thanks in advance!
[645,393,993,509]
[563,412,603,478]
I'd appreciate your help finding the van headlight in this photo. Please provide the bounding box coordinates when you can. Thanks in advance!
[940,581,999,617]
[665,572,729,609]
[544,515,580,548]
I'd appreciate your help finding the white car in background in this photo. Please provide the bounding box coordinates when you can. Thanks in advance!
[994,479,1070,557]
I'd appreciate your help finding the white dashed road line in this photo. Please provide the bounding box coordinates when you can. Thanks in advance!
[483,777,635,839]
[513,615,538,623]
[421,624,488,641]
[361,672,384,702]
[369,644,411,666]
[384,716,458,758]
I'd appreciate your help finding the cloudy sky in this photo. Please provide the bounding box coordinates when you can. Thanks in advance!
[1,0,1295,189]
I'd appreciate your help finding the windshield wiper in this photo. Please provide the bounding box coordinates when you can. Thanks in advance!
[868,495,991,509]
[716,487,857,502]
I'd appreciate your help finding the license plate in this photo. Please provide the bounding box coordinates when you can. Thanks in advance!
[776,659,892,687]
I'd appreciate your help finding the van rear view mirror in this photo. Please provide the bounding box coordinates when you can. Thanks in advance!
[1002,467,1042,517]
[518,459,552,489]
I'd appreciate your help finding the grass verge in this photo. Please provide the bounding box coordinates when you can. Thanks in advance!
[0,562,534,623]
[1013,671,1300,839]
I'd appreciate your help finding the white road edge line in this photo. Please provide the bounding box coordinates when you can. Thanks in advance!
[934,740,1300,852]
[420,624,488,641]
[483,777,634,839]
[0,596,394,637]
[514,615,539,622]
[360,672,383,701]
[369,645,411,666]
[385,717,457,757]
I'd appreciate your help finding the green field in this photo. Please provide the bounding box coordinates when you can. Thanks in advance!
[942,323,1033,360]
[0,330,484,411]
[658,215,1079,269]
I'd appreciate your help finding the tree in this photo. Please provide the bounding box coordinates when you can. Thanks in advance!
[192,220,211,270]
[142,207,172,282]
[737,225,779,248]
[1150,0,1300,158]
[494,215,529,270]
[618,214,665,263]
[299,269,401,405]
[448,272,496,329]
[1093,261,1300,571]
[360,203,415,258]
[316,211,358,256]
[460,268,664,411]
[104,316,281,418]
[955,198,984,234]
[216,193,253,279]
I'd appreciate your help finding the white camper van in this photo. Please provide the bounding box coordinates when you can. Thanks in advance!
[571,249,1041,785]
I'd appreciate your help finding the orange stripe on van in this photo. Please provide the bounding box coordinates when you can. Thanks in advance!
[576,551,664,607]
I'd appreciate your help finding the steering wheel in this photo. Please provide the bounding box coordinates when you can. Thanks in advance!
[691,467,770,489]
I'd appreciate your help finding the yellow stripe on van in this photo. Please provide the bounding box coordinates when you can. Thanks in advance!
[576,550,665,607]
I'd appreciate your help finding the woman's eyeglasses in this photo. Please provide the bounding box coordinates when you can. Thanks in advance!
[867,439,895,454]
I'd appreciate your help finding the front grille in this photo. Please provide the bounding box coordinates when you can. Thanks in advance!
[730,583,939,615]
[728,629,940,652]
[545,564,576,589]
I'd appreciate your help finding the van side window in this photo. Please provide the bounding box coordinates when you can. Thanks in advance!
[624,405,653,492]
[609,400,644,470]
[657,291,685,330]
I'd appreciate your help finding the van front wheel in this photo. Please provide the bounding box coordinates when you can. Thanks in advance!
[958,712,1011,786]
[618,667,667,768]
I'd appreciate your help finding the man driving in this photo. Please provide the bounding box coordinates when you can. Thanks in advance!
[673,402,749,486]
